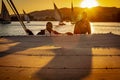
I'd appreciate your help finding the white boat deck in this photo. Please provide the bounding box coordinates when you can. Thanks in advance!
[0,34,120,80]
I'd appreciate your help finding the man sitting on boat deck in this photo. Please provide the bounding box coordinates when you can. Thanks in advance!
[74,11,91,34]
[37,22,60,36]
[37,22,73,36]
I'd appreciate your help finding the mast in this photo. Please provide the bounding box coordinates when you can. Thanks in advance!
[71,0,75,24]
[7,0,33,35]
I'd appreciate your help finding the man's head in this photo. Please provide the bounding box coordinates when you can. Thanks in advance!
[46,22,53,33]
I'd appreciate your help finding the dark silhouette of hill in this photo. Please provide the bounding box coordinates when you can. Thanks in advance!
[10,6,120,22]
[87,6,120,22]
[29,9,55,21]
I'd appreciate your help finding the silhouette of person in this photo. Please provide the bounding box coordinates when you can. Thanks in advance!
[37,22,73,36]
[74,11,91,34]
[37,22,60,36]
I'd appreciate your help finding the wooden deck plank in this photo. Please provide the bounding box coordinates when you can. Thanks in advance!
[0,55,120,68]
[0,67,120,80]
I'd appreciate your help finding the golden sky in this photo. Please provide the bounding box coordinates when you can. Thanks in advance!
[1,0,120,14]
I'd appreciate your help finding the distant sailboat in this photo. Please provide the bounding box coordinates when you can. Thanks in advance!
[71,1,75,24]
[23,10,30,23]
[0,0,11,24]
[53,3,65,25]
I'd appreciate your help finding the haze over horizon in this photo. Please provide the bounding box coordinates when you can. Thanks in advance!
[0,0,120,14]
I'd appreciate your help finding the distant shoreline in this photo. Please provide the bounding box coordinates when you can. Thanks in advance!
[8,6,120,22]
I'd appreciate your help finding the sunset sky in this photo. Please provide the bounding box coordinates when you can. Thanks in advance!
[1,0,120,14]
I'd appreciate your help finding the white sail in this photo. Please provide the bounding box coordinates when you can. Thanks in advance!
[54,3,62,21]
[0,0,11,24]
[23,10,30,23]
[53,3,65,25]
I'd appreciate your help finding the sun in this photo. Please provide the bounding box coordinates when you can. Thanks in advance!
[80,0,98,8]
